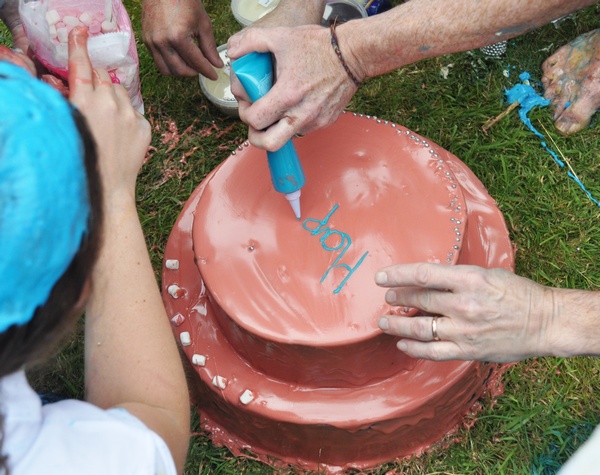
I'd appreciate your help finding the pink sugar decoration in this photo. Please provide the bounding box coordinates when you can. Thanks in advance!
[89,22,101,35]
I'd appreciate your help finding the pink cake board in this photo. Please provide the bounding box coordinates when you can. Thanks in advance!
[162,112,515,473]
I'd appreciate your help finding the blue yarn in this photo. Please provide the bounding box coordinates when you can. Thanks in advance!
[505,72,600,207]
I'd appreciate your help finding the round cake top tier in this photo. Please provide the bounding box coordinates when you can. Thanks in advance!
[192,113,467,346]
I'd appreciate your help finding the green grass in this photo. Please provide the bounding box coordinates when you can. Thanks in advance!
[4,1,600,474]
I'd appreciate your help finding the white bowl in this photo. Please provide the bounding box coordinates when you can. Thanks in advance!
[322,0,368,26]
[231,0,281,27]
[199,44,239,117]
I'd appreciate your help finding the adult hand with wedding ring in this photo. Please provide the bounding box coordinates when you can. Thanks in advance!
[374,262,559,363]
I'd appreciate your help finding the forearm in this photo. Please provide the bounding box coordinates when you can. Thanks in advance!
[276,0,326,23]
[546,288,600,358]
[85,193,189,471]
[341,0,597,81]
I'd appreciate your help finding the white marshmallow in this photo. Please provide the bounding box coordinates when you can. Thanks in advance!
[45,9,61,26]
[56,27,69,43]
[239,389,255,405]
[165,259,180,270]
[63,15,80,27]
[79,12,92,26]
[212,375,227,389]
[101,20,117,33]
[191,354,206,366]
[179,331,191,346]
[167,284,183,299]
[49,24,57,38]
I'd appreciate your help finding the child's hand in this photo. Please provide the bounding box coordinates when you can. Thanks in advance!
[67,27,151,202]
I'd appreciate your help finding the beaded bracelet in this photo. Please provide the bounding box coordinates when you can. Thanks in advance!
[330,23,362,88]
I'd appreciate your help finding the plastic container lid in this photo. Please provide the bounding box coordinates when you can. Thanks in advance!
[231,0,280,27]
[199,44,239,117]
[322,0,368,26]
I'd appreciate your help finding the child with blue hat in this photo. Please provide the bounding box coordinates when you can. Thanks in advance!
[0,27,189,475]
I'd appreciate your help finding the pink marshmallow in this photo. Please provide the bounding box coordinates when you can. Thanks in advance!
[88,21,102,35]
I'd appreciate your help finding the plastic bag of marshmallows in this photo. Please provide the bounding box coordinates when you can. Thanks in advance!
[19,0,143,112]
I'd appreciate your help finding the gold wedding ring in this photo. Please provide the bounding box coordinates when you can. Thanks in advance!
[432,316,441,341]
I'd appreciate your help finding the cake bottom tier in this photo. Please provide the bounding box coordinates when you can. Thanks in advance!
[185,291,498,473]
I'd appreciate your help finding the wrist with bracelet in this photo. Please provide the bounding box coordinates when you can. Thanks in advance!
[330,22,362,88]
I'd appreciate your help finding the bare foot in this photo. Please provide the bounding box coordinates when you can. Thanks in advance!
[542,29,600,136]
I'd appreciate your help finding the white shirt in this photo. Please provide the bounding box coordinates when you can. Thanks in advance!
[558,424,600,475]
[0,370,176,475]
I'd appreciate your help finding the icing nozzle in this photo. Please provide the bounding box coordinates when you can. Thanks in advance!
[231,52,306,219]
[285,190,302,220]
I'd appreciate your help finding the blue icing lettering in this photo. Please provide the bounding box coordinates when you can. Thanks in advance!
[302,204,369,294]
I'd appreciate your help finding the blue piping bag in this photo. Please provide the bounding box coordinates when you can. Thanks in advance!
[232,52,305,219]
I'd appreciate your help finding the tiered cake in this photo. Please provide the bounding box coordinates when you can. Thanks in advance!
[162,112,514,473]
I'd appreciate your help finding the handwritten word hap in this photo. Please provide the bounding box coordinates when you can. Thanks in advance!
[302,204,369,294]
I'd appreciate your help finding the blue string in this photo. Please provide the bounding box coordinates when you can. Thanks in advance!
[505,72,600,207]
